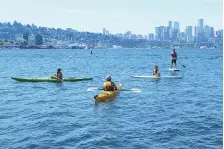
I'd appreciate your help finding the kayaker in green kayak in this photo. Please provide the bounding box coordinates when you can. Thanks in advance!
[153,65,160,76]
[51,68,63,80]
[102,75,117,91]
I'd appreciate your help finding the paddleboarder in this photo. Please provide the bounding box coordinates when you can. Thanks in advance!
[171,49,177,68]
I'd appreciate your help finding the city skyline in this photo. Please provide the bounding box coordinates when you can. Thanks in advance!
[0,0,222,34]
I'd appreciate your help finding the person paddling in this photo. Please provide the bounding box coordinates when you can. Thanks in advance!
[102,75,117,91]
[52,68,63,81]
[171,49,177,68]
[153,65,160,76]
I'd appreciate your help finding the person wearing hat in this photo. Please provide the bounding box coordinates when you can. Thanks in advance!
[51,68,63,81]
[102,75,117,91]
[153,65,160,76]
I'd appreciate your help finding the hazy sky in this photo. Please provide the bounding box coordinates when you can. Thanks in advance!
[0,0,222,34]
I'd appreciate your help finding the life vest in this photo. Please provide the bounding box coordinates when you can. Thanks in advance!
[103,81,115,91]
[171,52,177,60]
[153,68,159,75]
[171,52,177,57]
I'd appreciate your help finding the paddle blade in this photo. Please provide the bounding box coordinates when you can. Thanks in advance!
[120,88,142,93]
[130,88,142,93]
[87,87,98,91]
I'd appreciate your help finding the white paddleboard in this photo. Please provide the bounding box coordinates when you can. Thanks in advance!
[132,75,183,79]
[132,76,160,79]
[169,68,180,71]
[162,76,183,79]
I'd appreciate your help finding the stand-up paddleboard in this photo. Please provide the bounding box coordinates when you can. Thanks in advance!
[169,68,180,71]
[132,76,160,79]
[162,76,183,79]
[131,75,183,79]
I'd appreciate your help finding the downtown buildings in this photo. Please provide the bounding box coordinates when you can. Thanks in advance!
[154,19,223,48]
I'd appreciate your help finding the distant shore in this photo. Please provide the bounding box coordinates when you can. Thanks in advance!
[0,45,220,50]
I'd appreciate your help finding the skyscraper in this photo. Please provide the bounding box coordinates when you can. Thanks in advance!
[198,19,204,29]
[155,26,165,40]
[155,27,160,40]
[211,27,214,37]
[216,30,223,38]
[169,21,172,28]
[185,26,193,42]
[174,21,179,30]
[204,25,212,37]
[194,26,198,37]
[198,19,204,33]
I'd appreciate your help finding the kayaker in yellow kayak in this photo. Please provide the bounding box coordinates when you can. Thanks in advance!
[51,68,63,80]
[102,75,117,91]
[153,65,160,76]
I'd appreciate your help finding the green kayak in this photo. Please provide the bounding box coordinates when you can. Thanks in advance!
[11,77,93,82]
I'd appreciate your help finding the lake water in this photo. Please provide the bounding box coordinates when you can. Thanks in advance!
[0,48,222,149]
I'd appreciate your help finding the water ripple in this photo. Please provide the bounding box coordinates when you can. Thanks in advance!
[0,48,222,149]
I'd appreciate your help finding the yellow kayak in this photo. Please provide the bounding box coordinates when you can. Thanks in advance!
[94,84,123,104]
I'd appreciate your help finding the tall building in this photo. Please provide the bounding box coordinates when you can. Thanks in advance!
[103,28,109,35]
[169,28,173,39]
[194,26,198,37]
[204,25,212,37]
[211,27,214,37]
[185,26,193,42]
[155,26,165,40]
[169,21,172,28]
[174,21,179,30]
[163,27,170,40]
[216,30,223,38]
[155,27,160,40]
[198,19,204,29]
[198,19,204,33]
[103,28,106,35]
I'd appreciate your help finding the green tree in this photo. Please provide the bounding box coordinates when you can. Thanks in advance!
[23,31,29,44]
[35,33,43,45]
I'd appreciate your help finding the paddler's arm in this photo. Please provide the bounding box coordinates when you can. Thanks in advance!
[152,69,156,75]
[102,83,106,90]
[112,82,117,90]
[51,74,62,81]
[51,74,57,79]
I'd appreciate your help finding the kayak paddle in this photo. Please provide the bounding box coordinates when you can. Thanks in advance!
[87,87,141,93]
